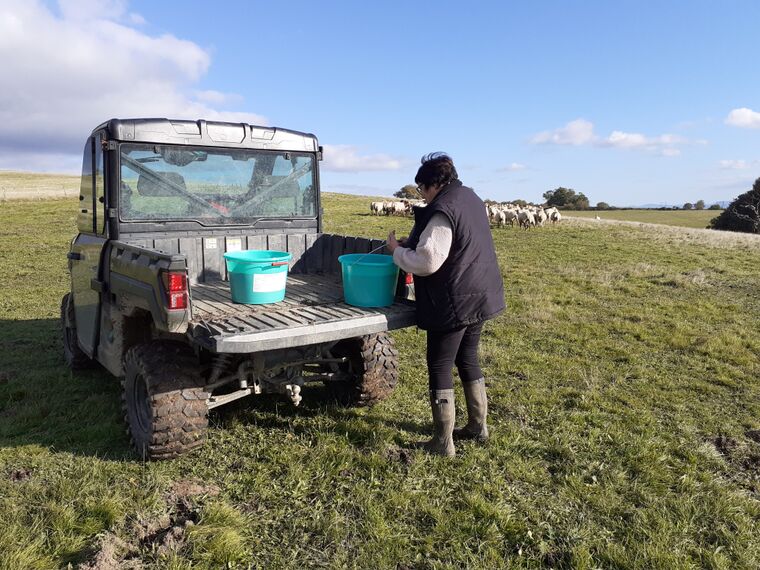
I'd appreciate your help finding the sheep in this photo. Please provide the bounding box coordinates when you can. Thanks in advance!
[503,209,518,226]
[518,209,535,229]
[392,201,407,215]
[534,208,548,227]
[487,205,500,224]
[381,202,395,216]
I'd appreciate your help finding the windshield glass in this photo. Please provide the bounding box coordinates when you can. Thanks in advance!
[119,144,317,224]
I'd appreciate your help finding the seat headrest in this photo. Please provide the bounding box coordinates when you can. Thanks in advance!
[137,171,186,197]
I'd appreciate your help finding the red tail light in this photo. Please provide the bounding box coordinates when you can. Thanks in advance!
[163,271,188,310]
[405,273,414,285]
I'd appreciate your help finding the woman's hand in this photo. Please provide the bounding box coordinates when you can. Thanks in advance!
[387,230,400,253]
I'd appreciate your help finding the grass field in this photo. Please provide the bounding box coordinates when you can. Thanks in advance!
[0,171,80,200]
[566,209,721,228]
[1,193,759,569]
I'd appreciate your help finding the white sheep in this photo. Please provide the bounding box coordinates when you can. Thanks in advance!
[534,208,548,227]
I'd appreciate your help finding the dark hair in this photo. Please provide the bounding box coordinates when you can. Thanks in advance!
[414,152,458,188]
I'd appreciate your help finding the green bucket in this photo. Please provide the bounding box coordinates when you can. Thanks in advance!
[224,250,292,304]
[338,254,399,308]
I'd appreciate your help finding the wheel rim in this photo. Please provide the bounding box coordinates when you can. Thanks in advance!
[132,374,151,433]
[331,340,361,378]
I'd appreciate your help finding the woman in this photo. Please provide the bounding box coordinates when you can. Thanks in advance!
[387,153,505,456]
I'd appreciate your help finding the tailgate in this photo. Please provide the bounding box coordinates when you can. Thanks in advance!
[187,273,416,353]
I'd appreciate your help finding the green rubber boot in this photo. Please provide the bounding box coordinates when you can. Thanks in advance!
[421,389,456,457]
[453,378,489,443]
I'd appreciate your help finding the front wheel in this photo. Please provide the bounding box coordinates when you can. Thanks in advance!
[326,332,399,407]
[123,341,209,460]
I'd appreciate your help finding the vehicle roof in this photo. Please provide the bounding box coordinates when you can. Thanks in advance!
[93,118,319,152]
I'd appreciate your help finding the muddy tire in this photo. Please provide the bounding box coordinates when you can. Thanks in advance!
[60,293,93,369]
[327,332,399,407]
[123,341,209,460]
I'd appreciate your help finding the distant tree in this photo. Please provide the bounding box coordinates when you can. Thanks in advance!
[695,199,705,210]
[513,199,528,207]
[708,203,722,210]
[574,193,590,210]
[394,184,419,199]
[683,202,694,210]
[596,201,610,210]
[543,187,590,209]
[543,187,574,207]
[708,177,760,233]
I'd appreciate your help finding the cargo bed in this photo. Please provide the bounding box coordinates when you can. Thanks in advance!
[187,273,416,353]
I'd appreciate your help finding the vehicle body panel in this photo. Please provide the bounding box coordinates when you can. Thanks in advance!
[69,233,107,355]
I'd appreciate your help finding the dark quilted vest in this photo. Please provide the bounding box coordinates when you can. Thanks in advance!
[407,180,505,331]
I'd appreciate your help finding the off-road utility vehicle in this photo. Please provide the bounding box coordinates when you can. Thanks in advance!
[62,118,415,460]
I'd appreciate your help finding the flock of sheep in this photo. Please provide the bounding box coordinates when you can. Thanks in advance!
[369,199,562,229]
[369,199,424,216]
[486,203,562,228]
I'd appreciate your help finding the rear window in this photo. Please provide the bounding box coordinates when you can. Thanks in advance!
[119,144,316,224]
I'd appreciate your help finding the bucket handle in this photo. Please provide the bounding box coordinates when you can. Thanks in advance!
[271,261,289,267]
[347,242,387,267]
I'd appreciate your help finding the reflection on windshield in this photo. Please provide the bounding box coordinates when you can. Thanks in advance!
[120,144,316,223]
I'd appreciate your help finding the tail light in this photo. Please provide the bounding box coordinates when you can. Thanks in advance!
[163,271,188,310]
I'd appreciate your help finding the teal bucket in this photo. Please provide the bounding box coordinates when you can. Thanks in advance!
[338,254,399,308]
[224,250,292,304]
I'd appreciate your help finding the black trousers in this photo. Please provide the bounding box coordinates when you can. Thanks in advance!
[426,322,484,391]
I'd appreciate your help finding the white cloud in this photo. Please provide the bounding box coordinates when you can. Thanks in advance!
[58,0,128,21]
[531,119,696,156]
[497,162,527,172]
[719,159,756,170]
[530,119,595,146]
[128,12,146,25]
[601,131,687,155]
[195,90,244,105]
[725,107,760,129]
[321,145,404,172]
[604,131,648,149]
[0,0,266,171]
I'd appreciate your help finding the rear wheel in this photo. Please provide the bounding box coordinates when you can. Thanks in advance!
[326,332,399,406]
[60,293,93,369]
[123,341,209,460]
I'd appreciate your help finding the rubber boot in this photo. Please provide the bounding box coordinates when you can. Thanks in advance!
[453,378,489,442]
[421,389,456,457]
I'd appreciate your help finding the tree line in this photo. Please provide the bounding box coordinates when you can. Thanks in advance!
[393,183,750,227]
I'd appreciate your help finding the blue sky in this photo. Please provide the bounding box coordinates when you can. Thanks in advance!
[2,0,760,205]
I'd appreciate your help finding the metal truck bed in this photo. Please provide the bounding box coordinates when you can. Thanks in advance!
[187,273,416,353]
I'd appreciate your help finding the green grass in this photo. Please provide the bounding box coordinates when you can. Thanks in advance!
[1,193,759,569]
[566,209,721,228]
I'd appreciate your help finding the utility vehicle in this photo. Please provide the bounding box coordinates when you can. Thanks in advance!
[62,118,415,459]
